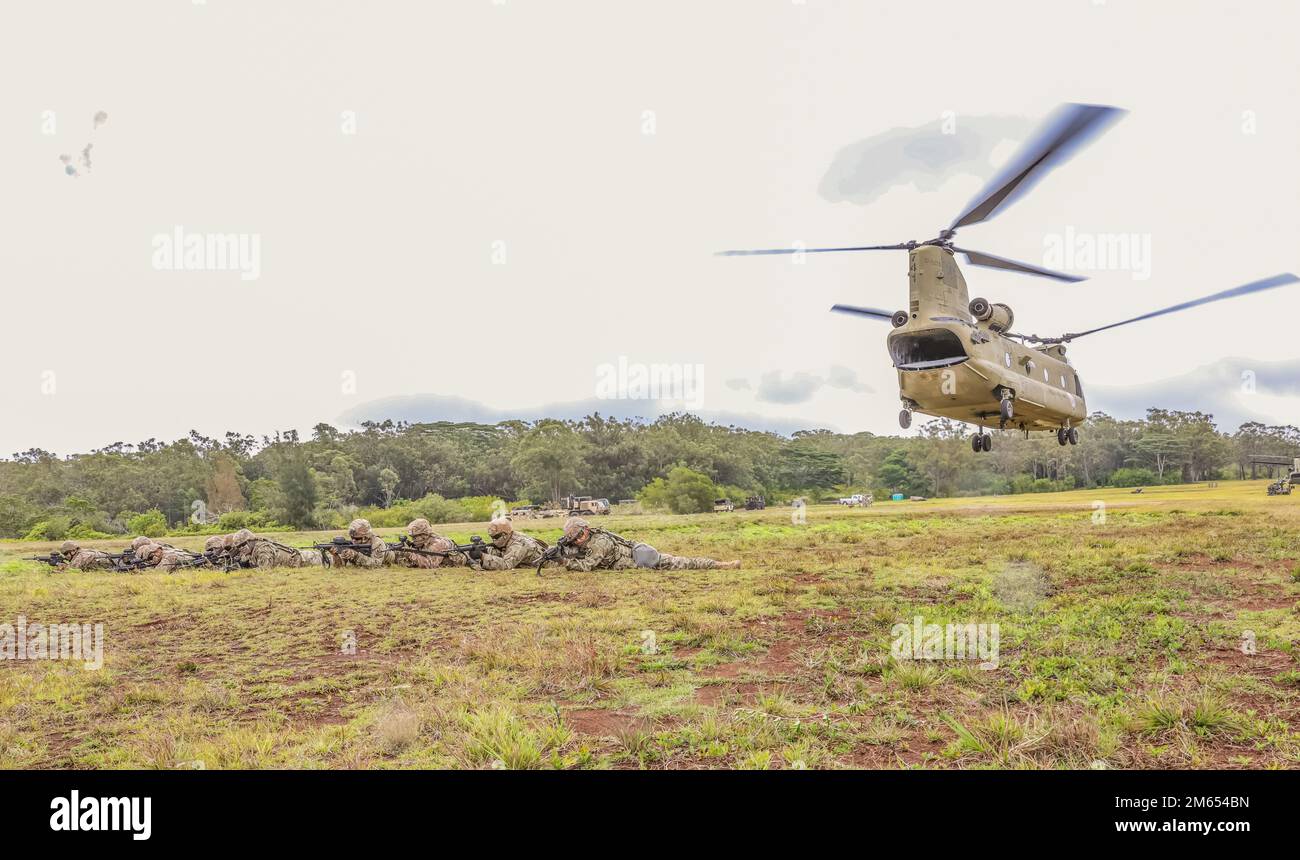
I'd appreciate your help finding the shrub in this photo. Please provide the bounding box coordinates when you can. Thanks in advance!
[216,510,254,531]
[410,494,474,525]
[1108,467,1158,488]
[66,523,115,540]
[454,496,509,522]
[23,517,71,542]
[638,466,716,514]
[126,509,168,537]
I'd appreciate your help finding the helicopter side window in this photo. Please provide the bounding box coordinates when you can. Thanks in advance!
[1074,374,1084,396]
[888,329,967,369]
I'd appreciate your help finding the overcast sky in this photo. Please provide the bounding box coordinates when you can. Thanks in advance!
[2,0,1297,456]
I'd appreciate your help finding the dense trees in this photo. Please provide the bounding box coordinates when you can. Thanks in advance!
[0,409,1293,537]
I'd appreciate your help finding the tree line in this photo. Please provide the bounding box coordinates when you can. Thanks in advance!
[1,410,1295,539]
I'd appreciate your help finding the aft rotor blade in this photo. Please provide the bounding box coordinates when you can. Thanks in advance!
[950,103,1126,231]
[955,247,1085,283]
[716,243,912,257]
[830,304,894,320]
[1057,273,1300,342]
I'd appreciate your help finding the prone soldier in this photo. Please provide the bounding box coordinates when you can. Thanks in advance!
[558,517,740,572]
[57,540,118,571]
[131,541,192,573]
[475,517,549,571]
[390,518,466,569]
[229,528,315,569]
[331,518,390,568]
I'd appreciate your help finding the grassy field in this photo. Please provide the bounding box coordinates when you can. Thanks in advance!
[2,479,1298,769]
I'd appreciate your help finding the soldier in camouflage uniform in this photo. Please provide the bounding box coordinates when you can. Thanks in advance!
[475,517,549,571]
[203,535,228,563]
[392,518,466,569]
[132,541,191,573]
[560,517,740,572]
[57,540,117,571]
[131,535,178,553]
[229,528,315,569]
[333,518,390,568]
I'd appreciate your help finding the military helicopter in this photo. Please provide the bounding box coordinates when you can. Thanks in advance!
[720,103,1298,452]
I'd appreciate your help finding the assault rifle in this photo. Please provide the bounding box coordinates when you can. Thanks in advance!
[387,534,493,563]
[172,550,234,571]
[24,552,64,567]
[535,535,572,577]
[308,535,376,568]
[105,550,148,572]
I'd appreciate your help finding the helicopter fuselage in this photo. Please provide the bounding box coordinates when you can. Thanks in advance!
[889,245,1087,432]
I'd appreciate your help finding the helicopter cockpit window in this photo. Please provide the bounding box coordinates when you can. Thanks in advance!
[889,329,968,370]
[1074,374,1084,396]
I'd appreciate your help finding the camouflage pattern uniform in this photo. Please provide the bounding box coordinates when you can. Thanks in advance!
[131,535,177,552]
[392,518,464,569]
[203,535,228,566]
[560,517,738,572]
[133,541,190,573]
[476,517,548,571]
[229,528,310,569]
[59,540,116,571]
[334,518,389,568]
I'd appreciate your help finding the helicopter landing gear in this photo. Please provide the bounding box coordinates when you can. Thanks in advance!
[1068,427,1079,445]
[971,430,992,453]
[999,391,1014,422]
[899,408,912,429]
[1057,428,1069,446]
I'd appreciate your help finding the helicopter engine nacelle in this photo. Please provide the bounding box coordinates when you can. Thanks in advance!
[969,297,1014,333]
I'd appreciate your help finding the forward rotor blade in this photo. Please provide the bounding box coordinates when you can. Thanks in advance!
[950,103,1126,232]
[716,243,911,257]
[954,247,1085,283]
[831,304,894,320]
[1055,273,1300,342]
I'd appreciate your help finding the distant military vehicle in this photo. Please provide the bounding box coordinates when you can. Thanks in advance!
[744,496,766,511]
[564,496,610,516]
[713,498,735,512]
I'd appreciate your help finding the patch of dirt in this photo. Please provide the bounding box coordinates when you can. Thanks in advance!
[753,639,800,676]
[693,684,725,706]
[564,708,645,737]
[1204,645,1295,677]
[1228,591,1297,612]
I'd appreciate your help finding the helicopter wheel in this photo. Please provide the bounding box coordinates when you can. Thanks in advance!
[981,434,992,453]
[1068,427,1079,445]
[1057,428,1068,446]
[971,434,982,454]
[899,409,912,429]
[999,395,1014,422]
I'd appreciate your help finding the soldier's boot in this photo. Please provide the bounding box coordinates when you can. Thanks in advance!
[718,560,742,570]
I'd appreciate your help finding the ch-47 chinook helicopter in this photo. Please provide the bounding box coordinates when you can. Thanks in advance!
[720,103,1299,452]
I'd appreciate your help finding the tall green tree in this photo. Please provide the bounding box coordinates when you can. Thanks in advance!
[277,456,318,528]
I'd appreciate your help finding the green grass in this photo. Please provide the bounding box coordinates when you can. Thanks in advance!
[1,479,1298,769]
